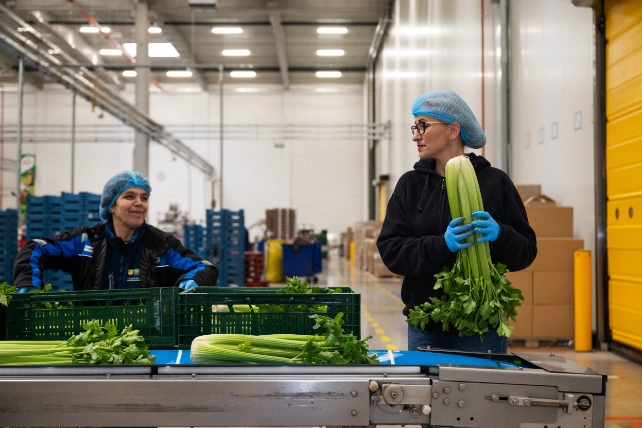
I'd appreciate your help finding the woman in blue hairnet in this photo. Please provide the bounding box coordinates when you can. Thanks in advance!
[13,170,218,292]
[376,90,537,353]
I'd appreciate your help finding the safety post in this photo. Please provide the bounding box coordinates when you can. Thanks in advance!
[350,241,355,263]
[574,250,592,351]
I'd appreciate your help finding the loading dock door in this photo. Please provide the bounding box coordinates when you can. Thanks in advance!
[605,0,642,351]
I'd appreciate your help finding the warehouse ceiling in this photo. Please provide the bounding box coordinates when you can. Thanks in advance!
[0,0,387,90]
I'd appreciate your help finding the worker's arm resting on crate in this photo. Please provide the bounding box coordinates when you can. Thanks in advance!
[13,226,93,290]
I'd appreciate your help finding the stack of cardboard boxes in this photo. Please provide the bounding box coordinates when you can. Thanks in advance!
[343,222,397,278]
[265,208,296,240]
[507,185,584,342]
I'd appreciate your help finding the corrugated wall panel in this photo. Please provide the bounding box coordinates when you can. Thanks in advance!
[605,0,642,351]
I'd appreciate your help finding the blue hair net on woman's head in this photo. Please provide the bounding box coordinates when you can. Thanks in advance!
[411,90,486,149]
[99,170,152,222]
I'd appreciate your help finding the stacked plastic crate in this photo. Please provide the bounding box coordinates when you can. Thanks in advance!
[183,224,208,259]
[206,209,245,287]
[0,209,18,284]
[26,192,102,291]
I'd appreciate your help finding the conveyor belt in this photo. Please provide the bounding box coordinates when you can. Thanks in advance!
[0,350,606,428]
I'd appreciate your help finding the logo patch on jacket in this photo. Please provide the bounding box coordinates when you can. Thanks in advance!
[81,245,94,257]
[126,269,141,282]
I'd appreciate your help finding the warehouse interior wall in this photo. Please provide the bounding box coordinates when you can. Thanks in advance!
[509,0,595,312]
[0,83,365,242]
[374,0,596,319]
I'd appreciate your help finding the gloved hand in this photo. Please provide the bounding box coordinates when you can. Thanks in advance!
[17,286,34,293]
[178,279,198,292]
[471,211,501,243]
[444,217,473,252]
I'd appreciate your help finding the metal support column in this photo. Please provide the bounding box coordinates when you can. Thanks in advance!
[71,91,76,193]
[499,0,511,175]
[133,0,149,176]
[219,65,224,210]
[16,58,24,219]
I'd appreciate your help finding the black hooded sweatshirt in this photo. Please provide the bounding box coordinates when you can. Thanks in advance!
[376,153,537,334]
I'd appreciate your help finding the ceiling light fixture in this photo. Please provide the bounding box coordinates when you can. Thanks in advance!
[230,71,256,78]
[316,71,342,78]
[222,49,251,56]
[212,27,243,34]
[148,26,162,34]
[122,70,137,77]
[317,27,348,34]
[80,26,110,33]
[99,49,122,56]
[166,70,193,77]
[316,49,345,56]
[122,43,180,58]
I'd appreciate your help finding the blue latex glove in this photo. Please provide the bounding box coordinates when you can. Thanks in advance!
[17,286,34,293]
[471,211,501,243]
[444,217,474,252]
[178,279,198,292]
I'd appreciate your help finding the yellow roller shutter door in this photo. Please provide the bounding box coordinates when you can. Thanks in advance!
[605,0,642,350]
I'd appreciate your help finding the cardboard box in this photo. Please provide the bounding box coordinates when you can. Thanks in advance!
[533,305,574,338]
[515,184,542,202]
[525,238,584,271]
[365,238,376,273]
[533,271,574,305]
[505,271,533,304]
[373,253,395,277]
[524,194,556,206]
[510,304,533,338]
[526,205,574,237]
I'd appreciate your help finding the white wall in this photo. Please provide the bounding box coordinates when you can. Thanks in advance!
[375,0,490,189]
[510,0,594,246]
[0,83,366,242]
[374,0,595,296]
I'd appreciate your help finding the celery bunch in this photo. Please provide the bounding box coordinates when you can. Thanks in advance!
[407,155,524,339]
[0,320,155,365]
[191,312,379,365]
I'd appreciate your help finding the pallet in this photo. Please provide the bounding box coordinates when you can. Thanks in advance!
[508,338,573,349]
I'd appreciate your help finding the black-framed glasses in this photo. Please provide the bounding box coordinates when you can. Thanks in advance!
[411,121,445,135]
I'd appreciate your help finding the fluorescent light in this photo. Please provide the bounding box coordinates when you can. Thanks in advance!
[148,26,162,34]
[235,88,261,92]
[122,70,137,77]
[230,71,256,78]
[122,43,179,58]
[317,27,348,34]
[316,49,344,56]
[315,88,340,92]
[316,71,342,78]
[222,49,250,56]
[212,27,243,34]
[80,26,110,33]
[166,70,193,77]
[99,49,122,56]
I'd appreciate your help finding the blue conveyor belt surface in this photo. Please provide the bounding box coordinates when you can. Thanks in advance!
[152,349,522,368]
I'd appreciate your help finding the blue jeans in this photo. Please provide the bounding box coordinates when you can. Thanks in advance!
[408,324,508,353]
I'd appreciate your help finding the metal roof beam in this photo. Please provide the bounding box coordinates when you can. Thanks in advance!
[149,11,208,91]
[267,2,290,89]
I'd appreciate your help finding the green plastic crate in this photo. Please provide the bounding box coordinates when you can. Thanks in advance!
[177,287,360,349]
[4,288,176,348]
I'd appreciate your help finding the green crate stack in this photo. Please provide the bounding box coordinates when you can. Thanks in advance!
[4,288,176,348]
[176,287,360,349]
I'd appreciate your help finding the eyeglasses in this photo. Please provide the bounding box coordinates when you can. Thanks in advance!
[411,121,446,135]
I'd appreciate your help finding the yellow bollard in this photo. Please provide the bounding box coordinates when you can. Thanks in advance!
[574,250,592,352]
[349,241,355,263]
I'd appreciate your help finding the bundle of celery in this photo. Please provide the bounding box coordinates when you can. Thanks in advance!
[0,282,16,307]
[191,312,378,365]
[407,155,524,339]
[0,320,155,365]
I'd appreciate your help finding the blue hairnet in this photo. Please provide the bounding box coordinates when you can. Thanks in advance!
[411,90,486,149]
[99,170,152,222]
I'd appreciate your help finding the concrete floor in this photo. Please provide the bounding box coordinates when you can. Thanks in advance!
[320,255,642,428]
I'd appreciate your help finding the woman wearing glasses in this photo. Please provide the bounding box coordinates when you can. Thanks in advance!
[376,90,537,353]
